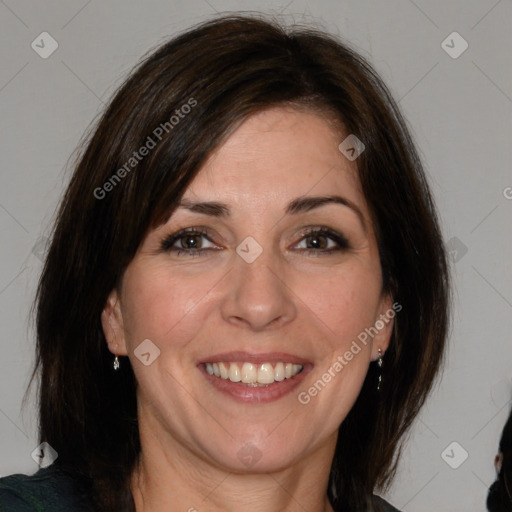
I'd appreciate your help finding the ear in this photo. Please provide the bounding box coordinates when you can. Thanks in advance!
[370,293,397,361]
[101,289,128,356]
[495,453,503,472]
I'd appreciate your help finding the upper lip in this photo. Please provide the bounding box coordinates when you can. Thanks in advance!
[198,351,311,366]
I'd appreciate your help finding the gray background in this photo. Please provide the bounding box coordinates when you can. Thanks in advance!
[1,1,511,511]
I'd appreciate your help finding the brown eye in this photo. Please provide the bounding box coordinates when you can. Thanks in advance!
[295,228,350,255]
[160,228,217,257]
[304,233,329,249]
[178,233,203,249]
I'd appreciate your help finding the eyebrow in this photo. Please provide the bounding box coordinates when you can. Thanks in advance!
[178,195,366,231]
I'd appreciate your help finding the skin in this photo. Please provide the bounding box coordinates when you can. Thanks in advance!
[102,107,394,512]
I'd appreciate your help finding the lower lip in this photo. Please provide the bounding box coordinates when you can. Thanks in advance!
[199,364,313,403]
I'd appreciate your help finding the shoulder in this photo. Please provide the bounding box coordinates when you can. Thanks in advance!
[331,494,403,511]
[0,464,93,511]
[372,494,402,512]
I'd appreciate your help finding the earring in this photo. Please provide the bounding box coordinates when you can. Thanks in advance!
[113,355,120,371]
[377,348,383,391]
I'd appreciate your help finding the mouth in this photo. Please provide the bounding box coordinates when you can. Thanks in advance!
[205,361,304,386]
[198,352,312,403]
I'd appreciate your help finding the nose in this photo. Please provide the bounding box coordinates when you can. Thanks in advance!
[220,247,297,332]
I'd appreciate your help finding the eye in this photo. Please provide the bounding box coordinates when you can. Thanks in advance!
[294,227,350,255]
[160,228,219,257]
[160,226,350,258]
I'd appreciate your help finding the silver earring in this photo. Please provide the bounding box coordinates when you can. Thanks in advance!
[377,348,383,391]
[113,355,120,371]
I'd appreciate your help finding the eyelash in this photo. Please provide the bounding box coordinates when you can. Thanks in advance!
[160,226,350,258]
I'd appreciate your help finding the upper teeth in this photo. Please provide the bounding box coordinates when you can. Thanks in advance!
[205,362,303,384]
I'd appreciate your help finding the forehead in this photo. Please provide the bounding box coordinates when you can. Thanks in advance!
[182,107,365,212]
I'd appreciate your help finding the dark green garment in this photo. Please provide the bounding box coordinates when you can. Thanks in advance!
[0,465,92,511]
[0,464,402,511]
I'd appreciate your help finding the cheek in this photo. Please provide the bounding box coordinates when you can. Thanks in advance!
[295,263,383,348]
[120,263,217,350]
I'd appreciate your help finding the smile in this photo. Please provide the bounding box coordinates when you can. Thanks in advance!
[205,361,304,385]
[199,351,311,403]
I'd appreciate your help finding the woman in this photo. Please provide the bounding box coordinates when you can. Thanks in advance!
[487,406,512,511]
[0,14,450,512]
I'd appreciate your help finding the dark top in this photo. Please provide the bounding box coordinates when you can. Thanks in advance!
[0,464,402,511]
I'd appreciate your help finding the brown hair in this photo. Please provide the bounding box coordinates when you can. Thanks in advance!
[27,14,450,511]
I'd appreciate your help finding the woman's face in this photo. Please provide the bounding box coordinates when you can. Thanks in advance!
[103,107,393,473]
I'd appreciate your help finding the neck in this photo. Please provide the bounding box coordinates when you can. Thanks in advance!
[130,414,336,512]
